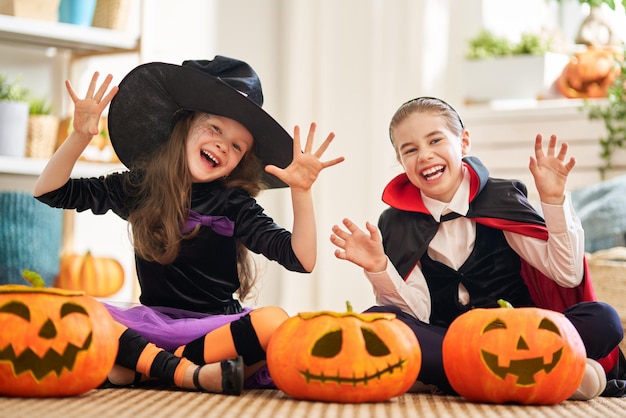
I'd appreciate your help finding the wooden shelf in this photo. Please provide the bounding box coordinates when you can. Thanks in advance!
[0,156,126,178]
[0,14,140,54]
[459,98,606,121]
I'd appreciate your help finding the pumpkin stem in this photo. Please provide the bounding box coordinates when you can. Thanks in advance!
[346,300,353,313]
[497,299,514,309]
[22,269,46,288]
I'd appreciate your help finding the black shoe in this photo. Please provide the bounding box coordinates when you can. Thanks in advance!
[220,356,244,396]
[193,357,244,396]
[99,371,143,389]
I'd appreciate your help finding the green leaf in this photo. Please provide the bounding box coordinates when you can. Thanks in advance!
[579,44,626,177]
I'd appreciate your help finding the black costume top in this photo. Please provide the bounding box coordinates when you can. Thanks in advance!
[36,172,305,314]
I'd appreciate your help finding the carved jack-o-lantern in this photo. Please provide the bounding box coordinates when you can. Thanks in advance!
[442,304,586,405]
[0,277,119,397]
[267,303,421,403]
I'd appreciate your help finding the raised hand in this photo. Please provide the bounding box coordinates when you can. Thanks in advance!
[65,72,118,139]
[528,134,576,205]
[265,122,344,191]
[331,219,388,273]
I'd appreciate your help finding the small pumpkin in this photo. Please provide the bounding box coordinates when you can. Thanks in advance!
[0,270,119,397]
[442,300,586,405]
[267,302,421,403]
[56,251,124,297]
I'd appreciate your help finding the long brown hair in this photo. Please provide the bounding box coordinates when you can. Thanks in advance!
[124,111,267,301]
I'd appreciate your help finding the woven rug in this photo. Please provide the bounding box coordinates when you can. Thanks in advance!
[1,389,625,418]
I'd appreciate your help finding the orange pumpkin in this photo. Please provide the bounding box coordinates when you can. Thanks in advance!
[0,274,119,397]
[266,302,421,403]
[556,46,623,99]
[442,303,586,405]
[56,251,124,297]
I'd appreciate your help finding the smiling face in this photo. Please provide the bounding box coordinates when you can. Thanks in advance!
[185,113,254,183]
[392,111,470,203]
[266,309,421,403]
[0,285,119,397]
[442,307,587,405]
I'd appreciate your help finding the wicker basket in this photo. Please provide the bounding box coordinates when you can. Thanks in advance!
[587,247,626,353]
[91,0,130,31]
[26,114,59,158]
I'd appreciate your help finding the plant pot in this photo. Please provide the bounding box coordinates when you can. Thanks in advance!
[58,0,97,26]
[461,52,571,103]
[26,114,60,158]
[0,0,60,21]
[0,100,29,157]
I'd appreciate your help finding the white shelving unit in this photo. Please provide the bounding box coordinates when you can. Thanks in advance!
[0,11,141,302]
[0,9,139,185]
[0,13,139,53]
[0,156,125,191]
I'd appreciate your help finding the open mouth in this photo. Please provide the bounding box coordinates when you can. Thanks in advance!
[421,165,445,180]
[201,150,220,167]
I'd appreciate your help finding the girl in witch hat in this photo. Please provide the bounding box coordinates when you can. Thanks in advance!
[35,56,344,395]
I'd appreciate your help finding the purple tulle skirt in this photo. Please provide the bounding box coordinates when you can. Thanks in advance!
[104,303,275,389]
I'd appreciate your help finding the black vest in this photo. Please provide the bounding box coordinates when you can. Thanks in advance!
[421,223,534,328]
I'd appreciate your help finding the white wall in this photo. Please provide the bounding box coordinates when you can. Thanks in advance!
[5,0,623,315]
[66,0,626,315]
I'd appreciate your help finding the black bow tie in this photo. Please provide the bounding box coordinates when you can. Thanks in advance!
[440,212,462,222]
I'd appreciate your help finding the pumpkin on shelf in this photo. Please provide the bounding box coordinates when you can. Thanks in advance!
[266,301,421,403]
[56,251,124,298]
[556,46,623,99]
[0,270,119,397]
[442,300,586,405]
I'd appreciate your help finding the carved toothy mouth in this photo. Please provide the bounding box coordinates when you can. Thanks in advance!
[0,333,93,380]
[480,347,563,386]
[298,358,407,386]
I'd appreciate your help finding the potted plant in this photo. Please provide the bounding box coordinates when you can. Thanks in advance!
[581,46,626,178]
[462,29,569,103]
[0,74,30,157]
[26,97,59,159]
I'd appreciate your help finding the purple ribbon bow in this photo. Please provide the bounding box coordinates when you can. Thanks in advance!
[182,210,235,236]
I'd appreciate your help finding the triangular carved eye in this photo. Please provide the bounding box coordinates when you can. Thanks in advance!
[538,318,561,336]
[311,329,342,358]
[482,319,507,334]
[361,327,390,357]
[0,301,30,321]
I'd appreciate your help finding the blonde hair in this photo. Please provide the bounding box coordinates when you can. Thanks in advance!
[124,111,266,301]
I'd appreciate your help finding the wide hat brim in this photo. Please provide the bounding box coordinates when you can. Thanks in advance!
[108,62,293,188]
